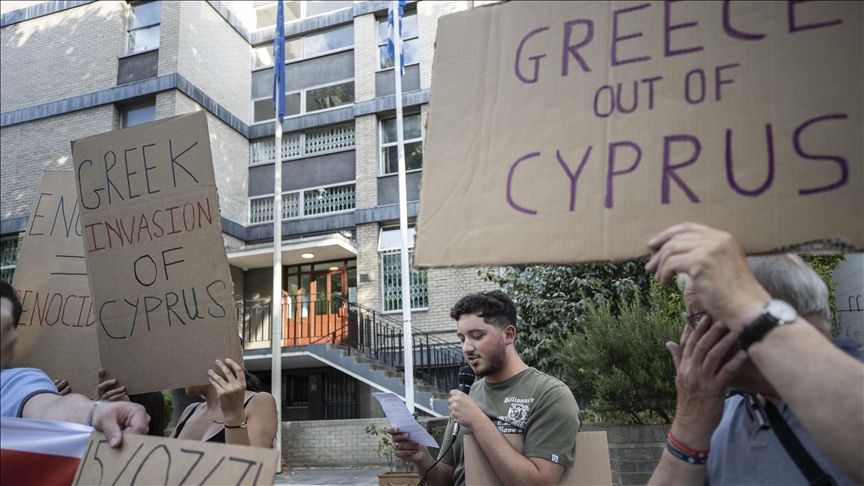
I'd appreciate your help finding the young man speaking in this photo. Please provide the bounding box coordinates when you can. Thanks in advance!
[388,290,581,486]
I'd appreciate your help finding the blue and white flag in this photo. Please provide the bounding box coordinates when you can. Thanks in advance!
[387,0,407,74]
[273,0,286,121]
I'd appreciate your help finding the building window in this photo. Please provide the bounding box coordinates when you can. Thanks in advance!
[255,1,352,31]
[380,113,423,175]
[377,12,419,70]
[379,226,428,312]
[253,24,353,69]
[284,375,309,407]
[120,100,156,128]
[0,236,20,283]
[252,79,353,124]
[126,1,161,55]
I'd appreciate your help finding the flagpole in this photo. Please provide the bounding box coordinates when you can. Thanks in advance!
[392,0,415,414]
[271,0,285,471]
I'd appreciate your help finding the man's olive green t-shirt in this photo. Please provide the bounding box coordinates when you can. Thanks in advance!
[437,367,581,486]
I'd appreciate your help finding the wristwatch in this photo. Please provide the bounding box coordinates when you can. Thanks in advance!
[738,299,798,351]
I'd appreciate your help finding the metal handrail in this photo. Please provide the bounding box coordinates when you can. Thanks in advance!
[238,296,465,392]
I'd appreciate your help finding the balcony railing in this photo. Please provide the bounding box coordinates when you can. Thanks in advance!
[239,296,465,392]
[250,123,355,166]
[249,181,355,224]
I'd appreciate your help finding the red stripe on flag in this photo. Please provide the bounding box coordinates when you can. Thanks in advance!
[0,448,81,486]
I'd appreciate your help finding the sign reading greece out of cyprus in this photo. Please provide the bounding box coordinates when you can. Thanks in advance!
[72,111,241,395]
[414,1,864,267]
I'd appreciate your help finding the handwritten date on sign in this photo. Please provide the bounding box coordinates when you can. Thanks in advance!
[73,433,278,486]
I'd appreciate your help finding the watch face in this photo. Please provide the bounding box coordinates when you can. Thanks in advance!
[765,299,798,323]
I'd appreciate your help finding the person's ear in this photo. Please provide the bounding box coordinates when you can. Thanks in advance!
[503,324,517,345]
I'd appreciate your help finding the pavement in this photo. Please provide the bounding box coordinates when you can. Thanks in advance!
[274,466,386,485]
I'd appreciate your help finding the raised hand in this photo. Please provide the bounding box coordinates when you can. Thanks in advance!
[209,358,246,426]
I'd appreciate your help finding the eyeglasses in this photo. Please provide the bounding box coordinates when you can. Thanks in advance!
[681,311,709,329]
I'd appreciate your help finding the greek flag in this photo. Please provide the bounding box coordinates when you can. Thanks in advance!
[386,0,407,74]
[272,0,286,121]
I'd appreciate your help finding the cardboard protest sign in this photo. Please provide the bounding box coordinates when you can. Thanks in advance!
[415,1,863,267]
[464,432,612,486]
[71,111,241,394]
[73,432,278,486]
[12,171,100,398]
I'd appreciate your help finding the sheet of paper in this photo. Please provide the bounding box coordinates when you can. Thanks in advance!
[372,392,439,448]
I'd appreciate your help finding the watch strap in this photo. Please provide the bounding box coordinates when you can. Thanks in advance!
[738,310,780,351]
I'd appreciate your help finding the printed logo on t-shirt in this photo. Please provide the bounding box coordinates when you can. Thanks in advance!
[496,396,534,432]
[551,454,559,463]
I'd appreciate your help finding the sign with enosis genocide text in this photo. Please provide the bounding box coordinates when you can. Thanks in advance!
[415,1,863,267]
[12,171,100,399]
[72,111,241,394]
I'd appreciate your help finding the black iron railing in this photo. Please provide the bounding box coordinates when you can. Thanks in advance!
[239,296,465,392]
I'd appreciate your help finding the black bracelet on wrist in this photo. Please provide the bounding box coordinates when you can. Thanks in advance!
[224,421,247,429]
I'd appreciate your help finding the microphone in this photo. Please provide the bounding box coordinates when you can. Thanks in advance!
[452,366,476,438]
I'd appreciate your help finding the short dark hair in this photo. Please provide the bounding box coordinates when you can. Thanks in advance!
[0,280,22,328]
[450,290,517,330]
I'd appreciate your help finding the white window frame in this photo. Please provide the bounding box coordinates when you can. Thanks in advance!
[252,24,354,71]
[378,226,428,313]
[252,77,355,124]
[379,112,423,176]
[125,1,161,55]
[254,1,354,32]
[376,12,420,72]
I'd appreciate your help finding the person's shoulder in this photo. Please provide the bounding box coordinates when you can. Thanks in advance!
[247,391,277,408]
[525,367,570,391]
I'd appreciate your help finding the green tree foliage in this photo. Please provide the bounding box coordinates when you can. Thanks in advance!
[557,286,681,424]
[800,254,846,331]
[480,260,652,375]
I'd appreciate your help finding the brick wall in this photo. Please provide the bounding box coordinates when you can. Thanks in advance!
[411,267,497,336]
[176,2,251,123]
[282,417,446,467]
[354,13,376,103]
[356,223,380,311]
[0,105,116,220]
[157,0,180,77]
[354,115,378,209]
[1,1,125,112]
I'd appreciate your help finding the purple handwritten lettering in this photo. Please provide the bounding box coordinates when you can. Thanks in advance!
[662,135,701,204]
[616,81,638,114]
[556,148,593,211]
[714,63,739,101]
[685,68,706,104]
[722,0,765,40]
[795,114,849,195]
[664,0,704,57]
[594,85,615,118]
[507,152,540,215]
[643,76,663,110]
[515,26,549,84]
[611,3,651,66]
[725,125,775,197]
[788,0,842,32]
[605,141,642,208]
[562,19,594,76]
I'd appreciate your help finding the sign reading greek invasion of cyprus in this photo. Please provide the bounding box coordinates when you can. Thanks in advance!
[72,111,241,394]
[12,171,100,398]
[415,1,863,267]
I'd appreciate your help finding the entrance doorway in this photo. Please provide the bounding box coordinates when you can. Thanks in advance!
[283,260,356,346]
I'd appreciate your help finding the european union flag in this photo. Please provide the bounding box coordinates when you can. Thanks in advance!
[273,0,286,122]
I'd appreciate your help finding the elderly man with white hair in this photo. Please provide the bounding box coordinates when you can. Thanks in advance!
[649,252,858,485]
